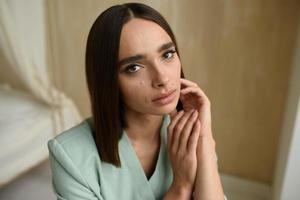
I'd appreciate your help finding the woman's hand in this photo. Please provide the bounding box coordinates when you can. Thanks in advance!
[176,78,224,200]
[180,78,213,141]
[167,109,201,198]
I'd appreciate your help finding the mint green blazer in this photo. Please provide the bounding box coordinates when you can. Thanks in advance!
[48,115,226,200]
[48,115,173,200]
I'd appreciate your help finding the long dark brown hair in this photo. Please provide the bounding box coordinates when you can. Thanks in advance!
[85,2,184,167]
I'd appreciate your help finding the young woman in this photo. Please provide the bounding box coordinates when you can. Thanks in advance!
[48,3,226,200]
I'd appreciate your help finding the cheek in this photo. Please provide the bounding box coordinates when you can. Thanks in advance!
[169,59,181,84]
[139,80,145,86]
[175,58,182,76]
[119,78,147,103]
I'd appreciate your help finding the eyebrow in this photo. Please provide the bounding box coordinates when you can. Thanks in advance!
[118,41,175,67]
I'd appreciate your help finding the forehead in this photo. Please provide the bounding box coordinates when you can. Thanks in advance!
[119,18,172,58]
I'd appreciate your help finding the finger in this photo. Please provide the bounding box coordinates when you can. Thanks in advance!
[187,119,201,153]
[180,84,206,99]
[172,109,194,154]
[180,78,198,87]
[180,87,210,103]
[167,111,184,150]
[178,110,198,153]
[168,110,184,133]
[179,91,195,102]
[181,87,205,97]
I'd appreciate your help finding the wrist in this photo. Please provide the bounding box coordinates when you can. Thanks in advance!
[197,135,215,148]
[196,136,216,159]
[170,182,193,200]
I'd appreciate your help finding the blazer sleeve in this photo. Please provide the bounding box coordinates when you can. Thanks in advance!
[48,139,104,200]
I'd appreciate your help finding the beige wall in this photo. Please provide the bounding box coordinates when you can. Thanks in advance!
[2,0,295,184]
[272,14,300,199]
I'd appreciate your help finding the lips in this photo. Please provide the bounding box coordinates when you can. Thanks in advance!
[152,89,176,102]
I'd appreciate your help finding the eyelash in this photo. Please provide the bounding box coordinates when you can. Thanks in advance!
[124,49,177,74]
[125,65,142,74]
[163,49,176,60]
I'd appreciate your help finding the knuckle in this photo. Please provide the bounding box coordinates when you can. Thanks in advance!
[177,149,186,157]
[173,130,180,139]
[174,124,183,133]
[176,111,184,118]
[182,130,191,140]
[185,155,194,163]
[170,147,177,155]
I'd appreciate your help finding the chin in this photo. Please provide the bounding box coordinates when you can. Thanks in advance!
[151,101,179,115]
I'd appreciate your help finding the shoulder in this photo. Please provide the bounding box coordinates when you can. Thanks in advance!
[47,117,101,179]
[47,117,102,198]
[49,117,93,145]
[48,117,96,155]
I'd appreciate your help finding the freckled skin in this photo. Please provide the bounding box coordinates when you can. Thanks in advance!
[118,18,181,116]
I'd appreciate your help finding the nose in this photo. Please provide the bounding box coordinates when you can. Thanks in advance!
[151,63,169,89]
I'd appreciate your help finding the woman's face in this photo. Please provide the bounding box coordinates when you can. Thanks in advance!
[118,18,181,116]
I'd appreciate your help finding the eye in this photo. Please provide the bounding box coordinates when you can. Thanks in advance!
[125,64,142,73]
[163,50,176,60]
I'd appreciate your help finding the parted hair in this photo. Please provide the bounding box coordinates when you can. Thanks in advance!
[85,2,184,167]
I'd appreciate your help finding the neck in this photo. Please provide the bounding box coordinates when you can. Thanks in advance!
[124,109,164,144]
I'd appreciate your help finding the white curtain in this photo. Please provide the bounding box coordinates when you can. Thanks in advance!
[0,0,82,133]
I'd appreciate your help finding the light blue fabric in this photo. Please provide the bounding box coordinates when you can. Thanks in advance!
[48,114,227,200]
[48,115,173,200]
